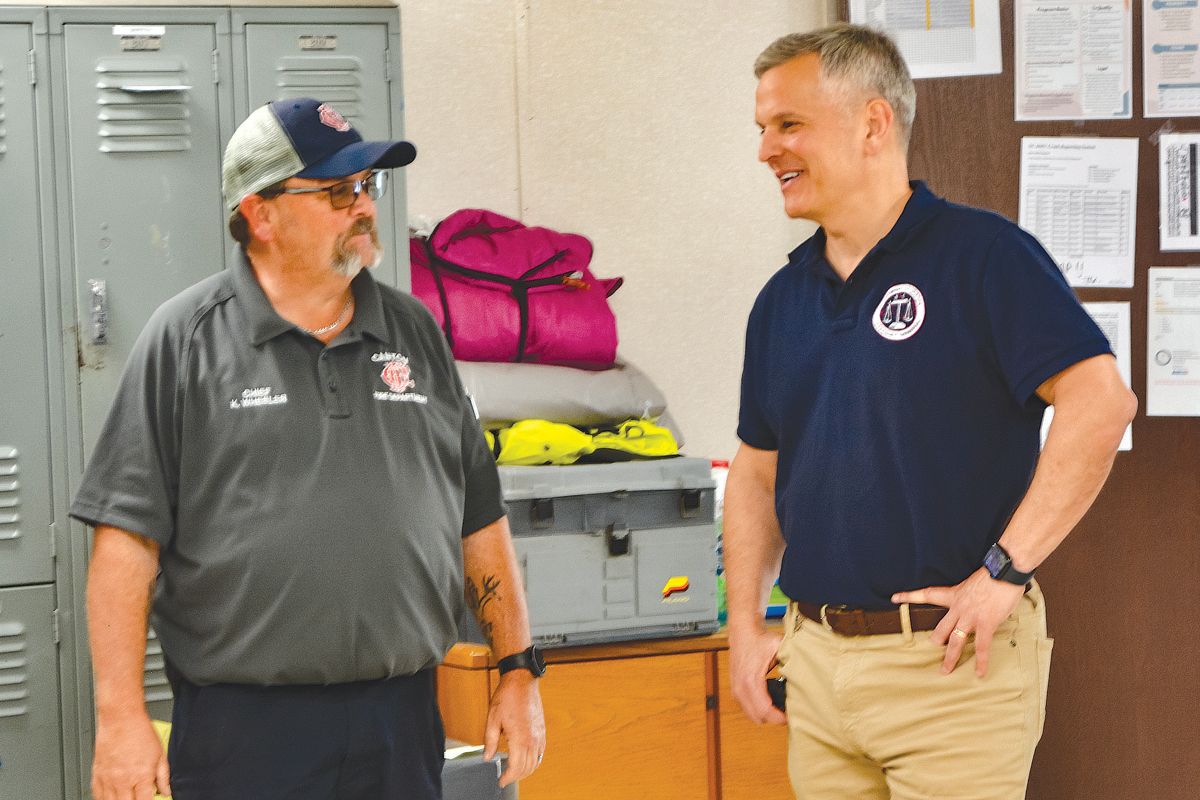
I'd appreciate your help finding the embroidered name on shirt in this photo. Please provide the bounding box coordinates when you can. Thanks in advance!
[373,352,429,404]
[230,386,288,409]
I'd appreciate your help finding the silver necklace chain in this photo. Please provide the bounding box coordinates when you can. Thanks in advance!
[299,294,353,336]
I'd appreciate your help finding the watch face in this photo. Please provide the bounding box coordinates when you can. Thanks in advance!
[530,645,547,676]
[983,545,1009,578]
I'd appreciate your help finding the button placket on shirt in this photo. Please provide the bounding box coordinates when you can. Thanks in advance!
[830,273,862,332]
[829,248,889,332]
[317,348,351,418]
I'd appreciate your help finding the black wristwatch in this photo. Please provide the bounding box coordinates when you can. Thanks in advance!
[497,645,546,678]
[983,542,1036,585]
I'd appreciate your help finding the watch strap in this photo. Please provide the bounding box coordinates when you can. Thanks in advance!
[984,542,1036,585]
[497,645,546,678]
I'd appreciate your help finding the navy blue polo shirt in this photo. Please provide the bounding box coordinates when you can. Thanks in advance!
[72,250,505,686]
[738,182,1111,608]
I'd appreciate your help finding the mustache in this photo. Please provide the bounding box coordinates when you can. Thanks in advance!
[347,218,378,238]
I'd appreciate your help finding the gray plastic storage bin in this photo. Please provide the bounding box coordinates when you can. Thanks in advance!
[499,458,719,648]
[442,748,515,800]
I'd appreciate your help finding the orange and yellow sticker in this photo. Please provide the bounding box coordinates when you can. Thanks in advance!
[662,576,690,598]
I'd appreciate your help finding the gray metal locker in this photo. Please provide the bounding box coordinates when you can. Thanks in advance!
[0,4,414,796]
[142,630,171,722]
[50,10,235,735]
[52,9,233,458]
[0,585,65,800]
[0,18,55,589]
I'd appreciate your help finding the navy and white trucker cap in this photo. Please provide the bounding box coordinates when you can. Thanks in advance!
[222,98,417,211]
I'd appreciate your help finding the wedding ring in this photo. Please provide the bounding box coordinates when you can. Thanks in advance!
[952,628,969,638]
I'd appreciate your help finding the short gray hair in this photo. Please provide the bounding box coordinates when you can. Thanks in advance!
[755,23,916,150]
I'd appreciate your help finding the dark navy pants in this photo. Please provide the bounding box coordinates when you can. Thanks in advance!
[165,663,444,800]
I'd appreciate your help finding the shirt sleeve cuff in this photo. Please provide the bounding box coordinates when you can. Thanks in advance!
[1013,338,1114,408]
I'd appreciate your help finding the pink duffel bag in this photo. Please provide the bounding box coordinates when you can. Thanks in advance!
[410,209,623,369]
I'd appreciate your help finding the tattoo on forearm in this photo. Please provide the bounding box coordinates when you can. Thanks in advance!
[480,620,496,648]
[466,574,502,647]
[466,574,502,616]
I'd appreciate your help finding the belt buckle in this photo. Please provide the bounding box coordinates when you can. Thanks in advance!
[822,605,876,636]
[820,604,852,635]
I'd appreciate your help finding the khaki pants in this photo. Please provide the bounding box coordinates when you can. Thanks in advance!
[776,583,1052,800]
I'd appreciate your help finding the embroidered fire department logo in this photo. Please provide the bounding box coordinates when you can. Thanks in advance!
[317,103,351,132]
[872,283,926,341]
[381,359,416,394]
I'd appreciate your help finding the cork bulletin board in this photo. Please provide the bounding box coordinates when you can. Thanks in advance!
[842,2,1200,797]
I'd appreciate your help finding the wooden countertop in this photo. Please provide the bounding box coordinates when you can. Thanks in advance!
[442,624,785,669]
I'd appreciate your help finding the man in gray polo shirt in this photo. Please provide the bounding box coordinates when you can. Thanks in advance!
[72,98,546,800]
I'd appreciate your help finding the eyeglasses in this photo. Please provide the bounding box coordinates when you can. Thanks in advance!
[273,171,388,210]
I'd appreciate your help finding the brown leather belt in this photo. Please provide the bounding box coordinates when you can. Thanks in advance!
[794,602,948,637]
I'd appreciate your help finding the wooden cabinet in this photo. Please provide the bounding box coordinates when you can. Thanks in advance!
[437,631,792,800]
[716,650,790,800]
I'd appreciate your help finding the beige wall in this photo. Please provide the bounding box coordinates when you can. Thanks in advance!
[400,0,835,461]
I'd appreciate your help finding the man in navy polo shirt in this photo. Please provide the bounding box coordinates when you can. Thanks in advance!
[73,99,546,800]
[724,25,1137,799]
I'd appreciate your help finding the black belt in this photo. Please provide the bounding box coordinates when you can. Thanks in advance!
[794,602,948,637]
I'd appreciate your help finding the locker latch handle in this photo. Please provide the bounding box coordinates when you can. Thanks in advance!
[531,498,555,530]
[680,489,702,519]
[88,279,109,345]
[117,85,193,93]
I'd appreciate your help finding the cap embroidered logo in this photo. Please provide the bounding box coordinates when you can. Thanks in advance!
[872,283,926,341]
[318,103,351,132]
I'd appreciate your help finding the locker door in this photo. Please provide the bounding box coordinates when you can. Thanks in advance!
[0,585,64,800]
[62,22,227,458]
[242,22,403,287]
[0,22,54,588]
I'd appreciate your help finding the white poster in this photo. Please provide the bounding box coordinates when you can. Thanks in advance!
[1147,267,1200,416]
[1159,132,1200,250]
[1143,0,1200,117]
[850,0,1003,78]
[1015,0,1133,120]
[1019,136,1137,287]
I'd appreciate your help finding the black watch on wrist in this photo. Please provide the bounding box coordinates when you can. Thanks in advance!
[983,542,1036,585]
[497,644,546,678]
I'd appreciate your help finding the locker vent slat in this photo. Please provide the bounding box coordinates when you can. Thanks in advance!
[0,621,29,718]
[95,56,192,153]
[274,55,364,123]
[0,447,19,542]
[144,629,172,702]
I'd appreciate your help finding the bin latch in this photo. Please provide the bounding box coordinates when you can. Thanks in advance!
[680,489,702,519]
[531,498,555,530]
[605,525,631,557]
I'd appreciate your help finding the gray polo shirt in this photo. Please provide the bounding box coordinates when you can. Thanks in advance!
[71,249,506,686]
